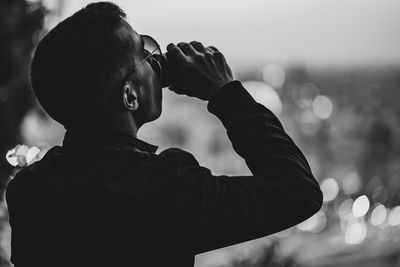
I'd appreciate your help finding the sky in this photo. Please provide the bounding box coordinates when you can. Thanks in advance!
[51,0,400,68]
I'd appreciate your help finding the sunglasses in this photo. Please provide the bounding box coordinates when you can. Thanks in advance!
[122,34,162,82]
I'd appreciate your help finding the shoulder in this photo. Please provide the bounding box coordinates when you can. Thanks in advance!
[157,148,200,170]
[5,165,37,209]
[155,148,211,178]
[5,146,60,203]
[158,148,198,163]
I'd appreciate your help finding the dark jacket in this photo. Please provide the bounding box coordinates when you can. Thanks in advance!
[6,81,322,267]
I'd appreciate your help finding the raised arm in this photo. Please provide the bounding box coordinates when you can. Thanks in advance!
[164,42,323,254]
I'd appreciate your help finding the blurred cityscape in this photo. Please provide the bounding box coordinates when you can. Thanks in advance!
[1,0,400,266]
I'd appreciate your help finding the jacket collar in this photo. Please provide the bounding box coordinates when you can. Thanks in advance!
[62,130,158,153]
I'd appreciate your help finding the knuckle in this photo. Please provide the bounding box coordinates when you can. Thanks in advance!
[177,42,189,48]
[183,57,194,66]
[193,53,203,61]
[180,58,191,67]
[204,51,213,58]
[214,51,223,58]
[170,46,180,53]
[186,59,197,68]
[190,41,203,48]
[169,46,182,56]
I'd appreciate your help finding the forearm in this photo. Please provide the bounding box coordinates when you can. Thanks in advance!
[207,80,322,205]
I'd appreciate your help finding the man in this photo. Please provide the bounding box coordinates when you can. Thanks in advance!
[6,2,322,266]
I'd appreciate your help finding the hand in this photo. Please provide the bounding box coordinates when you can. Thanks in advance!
[166,41,233,101]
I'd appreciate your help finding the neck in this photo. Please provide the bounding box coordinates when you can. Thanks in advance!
[72,113,140,138]
[108,113,140,138]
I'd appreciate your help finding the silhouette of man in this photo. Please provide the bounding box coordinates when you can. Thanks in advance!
[6,2,322,266]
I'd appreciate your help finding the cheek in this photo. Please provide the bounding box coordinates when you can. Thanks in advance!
[151,71,162,105]
[156,90,162,114]
[138,64,162,119]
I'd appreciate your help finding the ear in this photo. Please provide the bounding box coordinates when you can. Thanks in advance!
[122,81,139,111]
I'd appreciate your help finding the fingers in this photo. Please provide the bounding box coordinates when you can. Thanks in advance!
[190,41,206,53]
[166,42,202,65]
[206,45,225,64]
[166,42,227,73]
[177,42,198,56]
[167,42,222,58]
[167,43,187,62]
[206,46,219,53]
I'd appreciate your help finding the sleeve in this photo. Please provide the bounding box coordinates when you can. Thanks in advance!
[6,169,43,266]
[6,174,27,264]
[169,81,323,255]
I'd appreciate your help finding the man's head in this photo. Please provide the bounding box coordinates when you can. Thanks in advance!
[31,2,162,131]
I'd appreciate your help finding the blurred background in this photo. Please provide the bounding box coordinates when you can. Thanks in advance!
[1,0,400,266]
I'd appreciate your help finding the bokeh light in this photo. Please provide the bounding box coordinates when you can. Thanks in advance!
[262,64,285,89]
[344,222,367,245]
[16,145,29,167]
[242,81,282,115]
[297,211,327,233]
[372,185,388,204]
[274,228,293,238]
[6,145,43,168]
[352,195,370,218]
[26,146,40,164]
[338,198,354,220]
[387,206,400,226]
[312,95,333,120]
[342,171,362,195]
[320,178,339,202]
[6,148,18,167]
[369,204,387,226]
[292,83,320,108]
[366,176,383,194]
[20,109,65,147]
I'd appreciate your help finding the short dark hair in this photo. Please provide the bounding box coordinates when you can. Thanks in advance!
[31,2,134,129]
